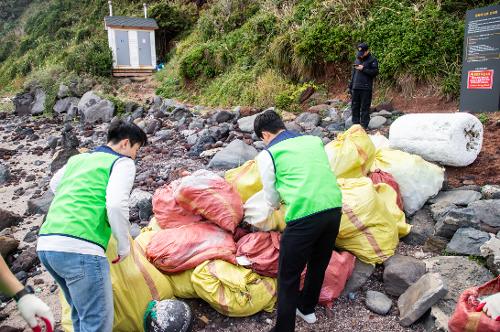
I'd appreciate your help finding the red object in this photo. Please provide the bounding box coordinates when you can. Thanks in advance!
[152,180,203,229]
[146,222,237,273]
[32,317,53,332]
[236,232,281,277]
[369,169,404,210]
[175,170,244,233]
[467,70,494,89]
[300,251,356,308]
[448,275,500,332]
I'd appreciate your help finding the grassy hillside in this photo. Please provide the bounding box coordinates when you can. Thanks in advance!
[0,0,498,111]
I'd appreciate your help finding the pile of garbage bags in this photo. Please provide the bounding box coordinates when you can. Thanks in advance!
[60,125,445,331]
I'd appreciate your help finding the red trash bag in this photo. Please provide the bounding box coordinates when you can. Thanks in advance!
[175,170,244,233]
[300,251,356,308]
[152,180,203,229]
[369,169,404,210]
[448,275,500,332]
[146,222,237,273]
[236,232,281,277]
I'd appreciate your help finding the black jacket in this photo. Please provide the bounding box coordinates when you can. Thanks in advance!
[349,53,379,91]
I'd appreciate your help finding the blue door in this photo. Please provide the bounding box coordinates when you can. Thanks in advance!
[115,30,130,66]
[138,31,152,66]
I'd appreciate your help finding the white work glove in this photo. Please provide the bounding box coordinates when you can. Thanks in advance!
[17,293,55,329]
[478,292,500,321]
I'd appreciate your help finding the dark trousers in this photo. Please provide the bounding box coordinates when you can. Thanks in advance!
[351,89,372,129]
[273,208,342,332]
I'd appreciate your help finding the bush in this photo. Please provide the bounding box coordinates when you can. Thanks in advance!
[65,39,112,77]
[179,43,227,80]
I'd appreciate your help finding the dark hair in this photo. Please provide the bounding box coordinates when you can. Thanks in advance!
[254,110,286,139]
[107,119,148,147]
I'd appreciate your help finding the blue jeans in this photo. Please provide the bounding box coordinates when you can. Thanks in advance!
[38,251,113,332]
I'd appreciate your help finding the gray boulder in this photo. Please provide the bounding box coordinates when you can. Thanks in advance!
[482,185,500,199]
[428,190,482,206]
[446,227,490,255]
[296,112,321,130]
[365,291,392,315]
[13,90,34,115]
[433,207,480,239]
[27,190,54,215]
[0,208,22,232]
[188,118,206,130]
[78,91,115,123]
[467,199,500,232]
[429,202,457,222]
[402,208,435,246]
[129,189,153,222]
[188,131,215,156]
[57,84,70,98]
[398,273,448,327]
[11,246,39,274]
[144,119,161,135]
[237,112,262,133]
[171,107,193,121]
[368,116,387,129]
[383,254,426,296]
[423,235,449,253]
[53,97,79,114]
[212,110,234,124]
[341,259,375,296]
[208,139,258,169]
[285,121,303,133]
[30,88,46,115]
[0,162,10,185]
[155,130,174,142]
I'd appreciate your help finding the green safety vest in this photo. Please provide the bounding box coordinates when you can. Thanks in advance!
[39,147,126,250]
[267,133,342,222]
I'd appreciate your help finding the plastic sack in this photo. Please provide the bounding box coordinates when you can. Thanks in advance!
[191,260,277,317]
[144,299,192,332]
[175,170,244,233]
[166,270,198,299]
[225,160,262,202]
[369,169,404,211]
[325,125,376,178]
[236,231,281,277]
[243,191,286,232]
[300,251,356,308]
[61,234,174,332]
[389,113,483,167]
[371,148,444,215]
[146,222,237,273]
[448,275,500,332]
[152,180,202,229]
[336,177,410,265]
[369,133,390,149]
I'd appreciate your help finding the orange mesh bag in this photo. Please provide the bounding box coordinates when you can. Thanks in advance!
[236,232,281,277]
[175,170,244,233]
[146,222,237,273]
[369,169,404,210]
[448,276,500,332]
[300,251,356,308]
[152,179,202,229]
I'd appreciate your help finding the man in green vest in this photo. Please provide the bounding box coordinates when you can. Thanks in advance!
[36,120,147,332]
[254,110,343,332]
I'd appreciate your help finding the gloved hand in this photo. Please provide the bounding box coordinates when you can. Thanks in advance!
[16,293,55,329]
[477,293,500,321]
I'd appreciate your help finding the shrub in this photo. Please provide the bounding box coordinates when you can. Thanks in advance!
[179,43,227,80]
[65,39,112,77]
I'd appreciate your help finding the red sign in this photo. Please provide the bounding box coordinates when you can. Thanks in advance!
[467,70,494,89]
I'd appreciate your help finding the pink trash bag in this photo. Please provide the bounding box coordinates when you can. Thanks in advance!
[236,232,281,277]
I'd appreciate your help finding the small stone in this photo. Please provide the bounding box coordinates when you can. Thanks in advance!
[27,190,54,215]
[398,273,448,327]
[0,208,22,232]
[212,110,234,123]
[50,284,58,293]
[446,227,490,255]
[481,185,500,199]
[423,235,449,253]
[383,254,426,296]
[365,291,392,315]
[23,230,38,243]
[368,116,387,129]
[0,162,10,185]
[341,259,375,296]
[10,246,39,273]
[296,112,321,130]
[307,104,330,114]
[0,235,19,259]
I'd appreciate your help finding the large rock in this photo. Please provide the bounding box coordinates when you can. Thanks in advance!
[365,291,392,315]
[341,259,375,296]
[208,139,258,169]
[237,112,263,133]
[57,84,70,98]
[10,246,39,274]
[424,256,494,330]
[30,88,46,115]
[402,208,434,245]
[212,110,234,124]
[53,97,79,114]
[50,148,79,173]
[171,107,193,121]
[0,235,19,259]
[129,189,153,222]
[428,190,482,206]
[446,227,490,255]
[482,185,500,199]
[368,116,387,129]
[27,190,54,215]
[188,131,216,157]
[467,200,500,232]
[78,91,115,123]
[0,162,10,185]
[398,273,448,327]
[296,112,321,130]
[0,208,22,232]
[383,254,426,296]
[423,235,449,253]
[13,90,34,115]
[480,235,500,275]
[433,207,480,238]
[307,104,330,114]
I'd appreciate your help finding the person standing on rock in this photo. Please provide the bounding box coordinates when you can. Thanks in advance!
[348,42,379,129]
[253,110,343,332]
[0,256,54,330]
[36,120,147,332]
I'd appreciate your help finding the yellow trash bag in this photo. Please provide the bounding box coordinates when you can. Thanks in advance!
[166,269,198,299]
[191,260,277,317]
[146,217,162,232]
[325,125,376,178]
[243,191,286,232]
[336,177,410,265]
[225,160,262,202]
[61,234,174,332]
[371,148,444,215]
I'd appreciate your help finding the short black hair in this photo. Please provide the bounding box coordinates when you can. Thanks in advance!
[254,110,286,139]
[107,119,148,147]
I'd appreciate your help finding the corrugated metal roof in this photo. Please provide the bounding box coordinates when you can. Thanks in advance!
[104,16,158,29]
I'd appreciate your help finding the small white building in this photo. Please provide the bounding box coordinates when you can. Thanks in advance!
[104,3,158,77]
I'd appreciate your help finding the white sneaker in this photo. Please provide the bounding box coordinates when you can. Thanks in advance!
[296,308,317,324]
